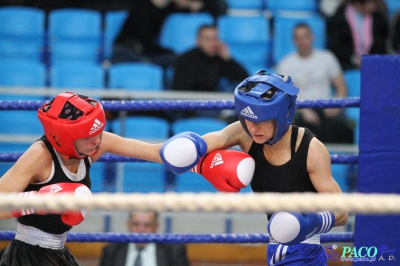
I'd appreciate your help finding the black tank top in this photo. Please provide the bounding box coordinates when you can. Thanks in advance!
[18,135,91,234]
[249,126,317,193]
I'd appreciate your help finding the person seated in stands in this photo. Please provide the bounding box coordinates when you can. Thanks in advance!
[276,23,354,144]
[326,0,389,70]
[388,9,400,54]
[170,25,248,122]
[99,210,190,266]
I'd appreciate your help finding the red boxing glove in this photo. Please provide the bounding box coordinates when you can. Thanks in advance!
[191,150,255,192]
[12,183,92,226]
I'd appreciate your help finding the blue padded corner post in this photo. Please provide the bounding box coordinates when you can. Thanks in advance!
[353,55,400,265]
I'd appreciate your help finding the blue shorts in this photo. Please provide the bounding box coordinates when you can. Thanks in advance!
[267,242,327,266]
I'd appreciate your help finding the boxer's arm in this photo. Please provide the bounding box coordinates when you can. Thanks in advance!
[0,142,53,219]
[93,132,163,163]
[307,137,348,226]
[202,121,253,153]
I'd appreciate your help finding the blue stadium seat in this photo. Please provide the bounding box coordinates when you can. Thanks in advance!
[112,116,170,193]
[0,59,46,100]
[108,63,164,91]
[172,117,228,136]
[0,59,46,87]
[50,62,105,89]
[104,10,129,61]
[0,143,32,153]
[112,116,170,140]
[267,0,318,15]
[48,8,102,65]
[174,171,218,193]
[217,15,271,70]
[225,0,264,10]
[0,7,45,62]
[0,162,13,177]
[0,142,33,176]
[386,0,400,19]
[160,12,214,54]
[0,110,43,172]
[272,14,325,65]
[0,110,43,136]
[89,162,105,193]
[344,69,361,98]
[344,69,361,145]
[122,162,167,193]
[331,164,350,192]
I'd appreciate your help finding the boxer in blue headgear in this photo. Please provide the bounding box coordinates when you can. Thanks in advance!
[234,70,299,145]
[160,69,348,265]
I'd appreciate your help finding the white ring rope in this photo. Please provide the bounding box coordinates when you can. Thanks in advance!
[2,192,400,214]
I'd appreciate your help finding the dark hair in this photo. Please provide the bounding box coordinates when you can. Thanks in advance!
[197,24,217,37]
[293,22,313,36]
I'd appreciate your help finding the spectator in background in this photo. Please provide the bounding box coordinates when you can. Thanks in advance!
[327,0,389,70]
[112,0,227,69]
[170,25,248,121]
[99,210,190,266]
[276,23,354,144]
[388,9,400,54]
[171,25,248,92]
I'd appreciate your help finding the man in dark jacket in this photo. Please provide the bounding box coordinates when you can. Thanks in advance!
[171,25,248,92]
[99,210,190,266]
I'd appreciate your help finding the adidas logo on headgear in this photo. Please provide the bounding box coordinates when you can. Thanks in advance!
[89,119,104,134]
[240,106,258,119]
[210,152,224,168]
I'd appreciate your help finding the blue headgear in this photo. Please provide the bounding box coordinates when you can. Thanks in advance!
[234,70,299,145]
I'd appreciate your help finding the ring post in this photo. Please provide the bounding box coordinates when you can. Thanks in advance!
[354,55,400,264]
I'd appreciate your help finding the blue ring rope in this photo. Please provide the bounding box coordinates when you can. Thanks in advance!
[0,98,360,164]
[0,152,358,164]
[0,231,353,243]
[0,98,360,111]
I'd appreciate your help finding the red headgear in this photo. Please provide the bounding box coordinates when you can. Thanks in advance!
[38,92,106,159]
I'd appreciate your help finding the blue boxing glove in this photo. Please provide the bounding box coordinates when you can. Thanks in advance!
[160,132,207,174]
[267,211,335,245]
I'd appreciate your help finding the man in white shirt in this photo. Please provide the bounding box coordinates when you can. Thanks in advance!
[276,23,354,144]
[99,210,190,266]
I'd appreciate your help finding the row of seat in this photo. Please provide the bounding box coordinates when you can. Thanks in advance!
[0,6,326,72]
[0,55,361,146]
[226,0,317,12]
[0,58,361,97]
[0,61,165,95]
[226,0,400,19]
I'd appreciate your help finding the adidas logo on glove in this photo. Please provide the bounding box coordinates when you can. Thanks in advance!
[210,152,224,168]
[240,106,258,119]
[49,184,63,194]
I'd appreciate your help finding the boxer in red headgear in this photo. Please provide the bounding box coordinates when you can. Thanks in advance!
[38,92,106,159]
[0,92,167,266]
